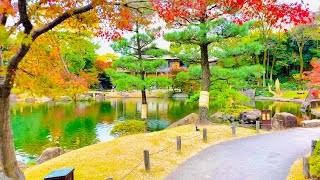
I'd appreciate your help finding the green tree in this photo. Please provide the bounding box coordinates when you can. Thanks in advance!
[165,19,251,123]
[108,16,171,119]
[290,23,320,86]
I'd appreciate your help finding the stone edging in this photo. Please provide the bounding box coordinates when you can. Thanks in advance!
[254,96,304,103]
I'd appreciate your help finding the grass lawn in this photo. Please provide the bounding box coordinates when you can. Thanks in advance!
[25,124,266,180]
[281,91,308,100]
[287,157,307,180]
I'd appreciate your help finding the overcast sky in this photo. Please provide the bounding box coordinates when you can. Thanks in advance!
[95,0,320,55]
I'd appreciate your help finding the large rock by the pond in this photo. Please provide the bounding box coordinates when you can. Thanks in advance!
[210,112,236,123]
[301,120,320,128]
[172,93,189,99]
[239,109,261,124]
[37,147,65,164]
[271,112,297,130]
[168,113,199,128]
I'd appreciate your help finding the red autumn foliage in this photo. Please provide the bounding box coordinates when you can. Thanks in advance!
[94,59,112,71]
[304,60,320,88]
[168,66,188,78]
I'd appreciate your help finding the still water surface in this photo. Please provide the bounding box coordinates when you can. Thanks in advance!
[10,98,304,163]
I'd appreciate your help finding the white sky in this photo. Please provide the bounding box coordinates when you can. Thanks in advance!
[95,0,320,55]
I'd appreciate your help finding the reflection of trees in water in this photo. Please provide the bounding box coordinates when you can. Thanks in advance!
[10,102,116,158]
[255,101,302,118]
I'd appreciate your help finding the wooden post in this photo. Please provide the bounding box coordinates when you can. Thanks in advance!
[144,150,150,172]
[203,128,207,142]
[177,136,181,152]
[232,123,236,137]
[312,140,318,155]
[256,121,260,133]
[106,178,113,180]
[303,157,311,179]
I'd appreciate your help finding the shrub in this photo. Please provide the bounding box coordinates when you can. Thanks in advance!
[219,105,252,117]
[310,142,320,177]
[111,120,145,137]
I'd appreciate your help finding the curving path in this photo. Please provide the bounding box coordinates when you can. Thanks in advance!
[165,128,320,180]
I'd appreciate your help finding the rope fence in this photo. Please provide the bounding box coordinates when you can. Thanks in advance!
[112,122,260,180]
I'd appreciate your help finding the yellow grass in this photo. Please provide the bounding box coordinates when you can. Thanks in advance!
[287,157,310,180]
[25,124,266,180]
[281,91,308,100]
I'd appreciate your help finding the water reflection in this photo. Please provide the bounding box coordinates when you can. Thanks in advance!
[10,98,311,162]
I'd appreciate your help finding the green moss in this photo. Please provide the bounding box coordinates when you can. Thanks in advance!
[110,120,145,137]
[219,105,252,116]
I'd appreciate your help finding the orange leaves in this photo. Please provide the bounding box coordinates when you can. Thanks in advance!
[304,59,320,88]
[0,0,14,15]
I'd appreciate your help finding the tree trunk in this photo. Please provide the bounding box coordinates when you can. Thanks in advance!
[263,47,267,87]
[0,94,25,180]
[199,43,210,124]
[269,44,279,81]
[0,46,3,66]
[299,47,304,88]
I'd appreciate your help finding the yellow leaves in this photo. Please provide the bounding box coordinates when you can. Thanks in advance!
[0,25,9,46]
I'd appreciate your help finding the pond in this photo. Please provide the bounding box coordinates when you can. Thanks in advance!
[10,98,307,163]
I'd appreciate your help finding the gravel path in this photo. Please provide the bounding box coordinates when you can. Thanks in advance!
[165,128,320,180]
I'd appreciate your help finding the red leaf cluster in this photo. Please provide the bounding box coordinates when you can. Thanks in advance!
[304,60,320,88]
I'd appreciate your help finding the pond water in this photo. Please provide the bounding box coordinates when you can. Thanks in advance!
[10,98,308,163]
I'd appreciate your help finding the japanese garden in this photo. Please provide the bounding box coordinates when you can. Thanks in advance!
[1,0,320,180]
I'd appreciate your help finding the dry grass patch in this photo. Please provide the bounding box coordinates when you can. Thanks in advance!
[25,124,267,180]
[287,157,309,180]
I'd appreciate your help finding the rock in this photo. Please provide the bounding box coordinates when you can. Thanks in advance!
[9,93,18,101]
[210,112,223,119]
[0,171,11,180]
[95,94,104,101]
[301,120,320,128]
[37,147,65,164]
[239,109,261,124]
[60,96,72,102]
[18,161,28,171]
[220,114,237,122]
[172,93,189,99]
[271,112,297,130]
[168,113,199,128]
[240,89,256,99]
[25,98,36,103]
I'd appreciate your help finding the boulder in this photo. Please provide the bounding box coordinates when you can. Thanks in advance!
[239,109,261,124]
[220,114,237,122]
[95,94,104,101]
[168,113,199,128]
[301,120,320,128]
[18,161,28,171]
[60,96,72,102]
[0,171,11,180]
[210,112,236,123]
[172,93,189,99]
[37,147,65,164]
[240,89,256,99]
[271,112,297,130]
[210,112,223,119]
[9,93,18,101]
[25,98,36,103]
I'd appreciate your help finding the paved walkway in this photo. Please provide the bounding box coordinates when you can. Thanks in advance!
[166,128,320,180]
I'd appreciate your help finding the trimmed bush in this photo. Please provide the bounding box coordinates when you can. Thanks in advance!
[310,142,320,178]
[111,120,145,137]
